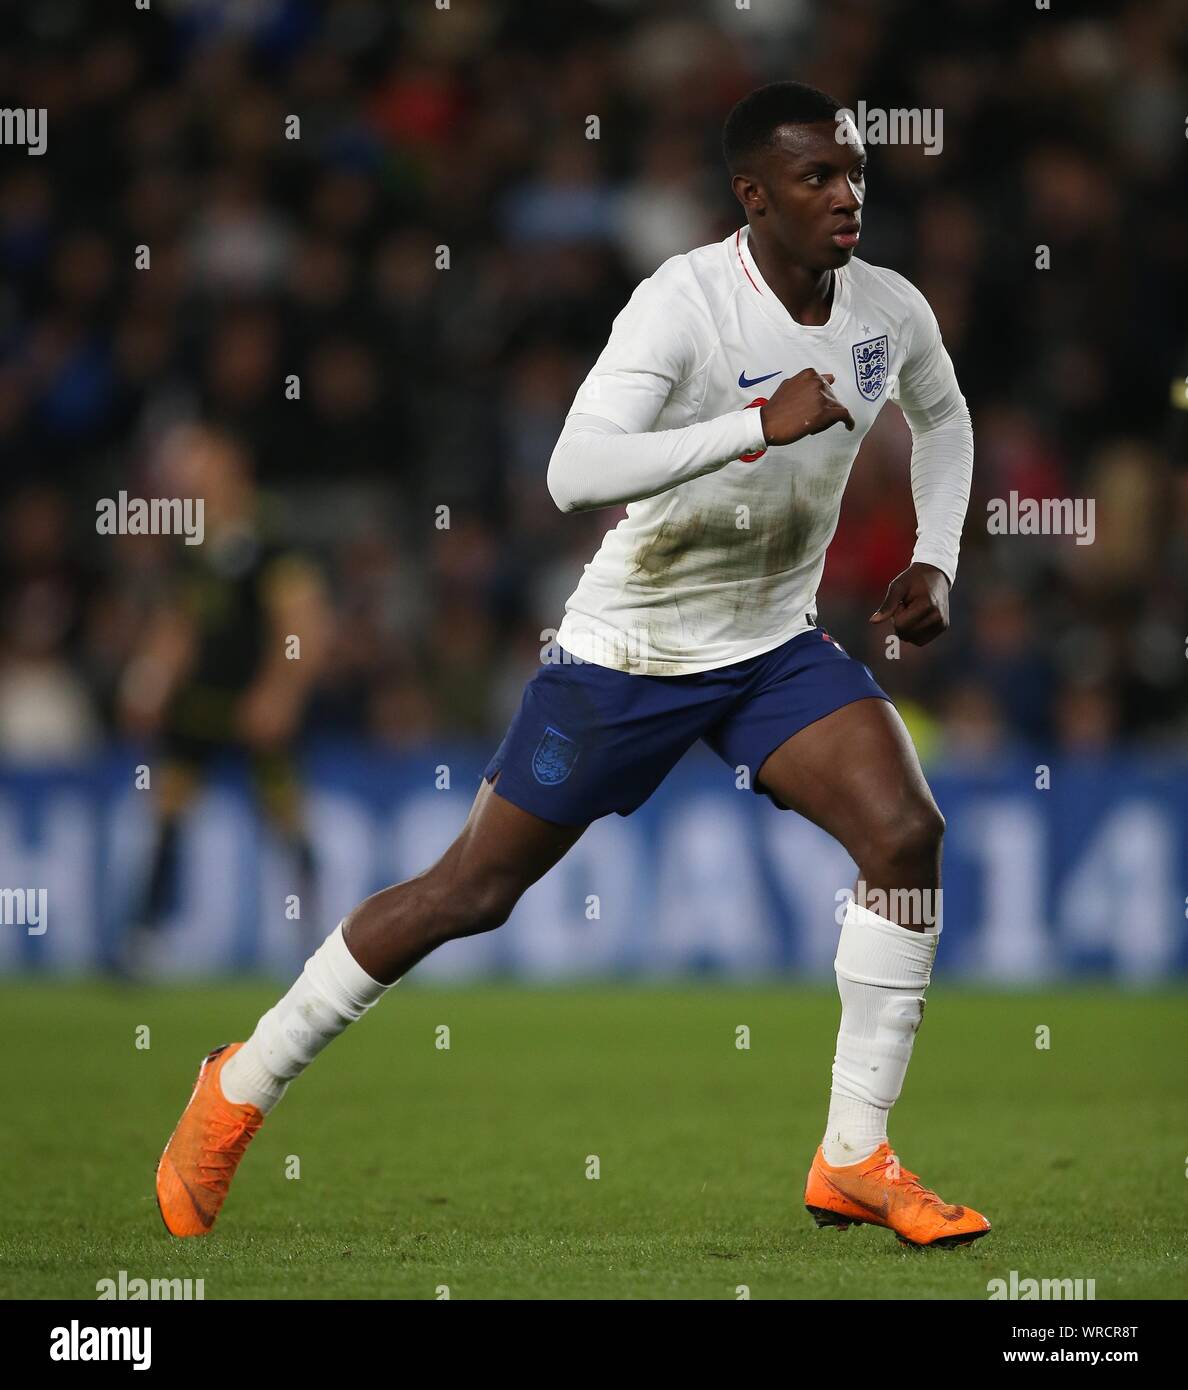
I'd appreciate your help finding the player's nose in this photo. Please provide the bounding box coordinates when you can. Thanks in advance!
[831,181,861,215]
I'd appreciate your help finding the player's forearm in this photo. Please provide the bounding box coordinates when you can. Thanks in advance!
[547,410,766,513]
[904,394,974,585]
[117,610,195,729]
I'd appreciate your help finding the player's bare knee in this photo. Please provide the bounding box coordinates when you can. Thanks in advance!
[865,800,944,877]
[898,798,944,855]
[898,800,944,865]
[461,879,518,936]
[429,866,521,942]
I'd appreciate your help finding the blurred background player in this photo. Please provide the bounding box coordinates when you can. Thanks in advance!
[116,423,330,975]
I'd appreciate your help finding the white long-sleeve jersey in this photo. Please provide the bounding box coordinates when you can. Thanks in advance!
[547,225,973,676]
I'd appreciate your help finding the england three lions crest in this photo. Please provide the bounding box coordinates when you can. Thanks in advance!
[532,725,580,785]
[852,334,889,402]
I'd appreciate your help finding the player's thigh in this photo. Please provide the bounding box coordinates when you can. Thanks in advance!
[755,697,941,862]
[434,773,587,912]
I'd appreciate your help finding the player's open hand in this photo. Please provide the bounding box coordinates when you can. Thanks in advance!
[759,368,855,446]
[869,562,951,646]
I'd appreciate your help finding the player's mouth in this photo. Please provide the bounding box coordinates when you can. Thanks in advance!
[831,221,861,249]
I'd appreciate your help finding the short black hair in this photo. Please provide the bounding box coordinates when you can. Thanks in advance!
[722,81,844,174]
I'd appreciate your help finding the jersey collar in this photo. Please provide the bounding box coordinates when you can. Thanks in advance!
[733,225,851,338]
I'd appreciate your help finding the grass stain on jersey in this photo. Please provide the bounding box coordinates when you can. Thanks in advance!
[630,501,824,585]
[629,509,712,580]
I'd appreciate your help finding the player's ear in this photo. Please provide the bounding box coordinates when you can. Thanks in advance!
[731,172,765,213]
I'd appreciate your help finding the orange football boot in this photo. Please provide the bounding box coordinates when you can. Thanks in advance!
[805,1141,991,1248]
[156,1043,264,1237]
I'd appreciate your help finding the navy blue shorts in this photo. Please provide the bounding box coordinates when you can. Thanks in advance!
[483,627,890,826]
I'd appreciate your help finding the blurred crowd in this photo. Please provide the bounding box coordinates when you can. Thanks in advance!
[1,0,1186,766]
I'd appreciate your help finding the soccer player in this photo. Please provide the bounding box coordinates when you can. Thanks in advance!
[117,425,330,974]
[157,83,988,1249]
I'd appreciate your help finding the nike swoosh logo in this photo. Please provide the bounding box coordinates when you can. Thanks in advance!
[738,369,781,389]
[846,1191,890,1219]
[158,1155,215,1229]
[823,1176,889,1220]
[174,1169,215,1226]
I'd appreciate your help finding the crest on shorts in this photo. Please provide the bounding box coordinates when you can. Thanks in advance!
[852,334,889,401]
[532,726,580,785]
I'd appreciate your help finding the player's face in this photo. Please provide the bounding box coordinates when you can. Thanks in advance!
[745,120,866,271]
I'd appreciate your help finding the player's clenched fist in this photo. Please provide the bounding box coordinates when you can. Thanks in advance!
[869,562,951,646]
[759,368,855,446]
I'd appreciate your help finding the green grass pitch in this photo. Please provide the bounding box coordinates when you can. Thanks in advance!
[1,981,1185,1300]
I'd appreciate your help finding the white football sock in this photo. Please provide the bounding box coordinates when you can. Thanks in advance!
[821,897,938,1167]
[221,921,394,1112]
